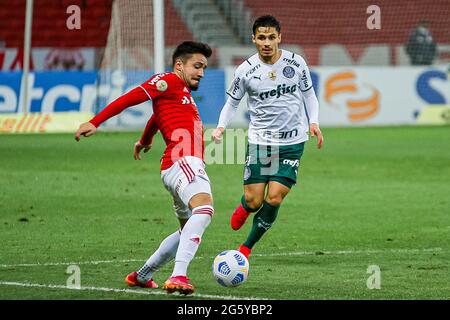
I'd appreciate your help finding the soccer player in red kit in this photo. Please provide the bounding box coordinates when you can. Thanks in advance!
[75,41,213,295]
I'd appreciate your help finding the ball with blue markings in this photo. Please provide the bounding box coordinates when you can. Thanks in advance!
[212,250,249,287]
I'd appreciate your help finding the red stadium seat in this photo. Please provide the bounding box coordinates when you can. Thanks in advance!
[244,0,450,45]
[0,0,113,48]
[0,0,193,48]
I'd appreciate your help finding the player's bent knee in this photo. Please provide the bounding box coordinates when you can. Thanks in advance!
[244,183,265,210]
[244,196,263,211]
[265,194,283,207]
[189,193,213,209]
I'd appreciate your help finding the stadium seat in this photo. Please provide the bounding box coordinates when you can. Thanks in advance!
[243,0,450,45]
[0,0,193,49]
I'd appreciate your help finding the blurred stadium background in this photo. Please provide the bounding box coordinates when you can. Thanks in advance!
[0,0,449,132]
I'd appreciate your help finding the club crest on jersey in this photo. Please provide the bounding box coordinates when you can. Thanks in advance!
[283,66,295,79]
[156,80,168,92]
[268,71,277,81]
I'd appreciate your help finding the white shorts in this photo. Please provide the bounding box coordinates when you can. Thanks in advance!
[161,156,212,220]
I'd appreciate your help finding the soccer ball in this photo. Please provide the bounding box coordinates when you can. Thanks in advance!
[212,250,249,287]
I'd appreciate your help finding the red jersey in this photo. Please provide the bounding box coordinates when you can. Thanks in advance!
[89,72,204,171]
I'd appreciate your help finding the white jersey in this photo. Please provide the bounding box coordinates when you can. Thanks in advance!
[227,50,315,145]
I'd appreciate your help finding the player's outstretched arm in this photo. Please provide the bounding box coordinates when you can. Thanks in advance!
[75,122,97,141]
[310,123,324,149]
[75,87,150,142]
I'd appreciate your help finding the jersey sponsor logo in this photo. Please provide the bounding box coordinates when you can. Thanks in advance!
[283,66,295,79]
[301,70,309,89]
[253,75,262,81]
[283,57,300,68]
[259,84,297,100]
[262,129,299,139]
[231,77,241,96]
[268,71,277,81]
[149,73,170,85]
[182,96,190,104]
[156,80,168,92]
[283,159,300,168]
[245,64,261,77]
[181,96,197,105]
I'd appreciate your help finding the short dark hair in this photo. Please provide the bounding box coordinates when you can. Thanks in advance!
[172,41,212,66]
[252,15,281,35]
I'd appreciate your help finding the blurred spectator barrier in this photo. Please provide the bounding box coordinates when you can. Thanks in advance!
[0,66,448,133]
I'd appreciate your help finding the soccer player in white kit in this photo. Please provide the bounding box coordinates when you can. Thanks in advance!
[212,15,324,259]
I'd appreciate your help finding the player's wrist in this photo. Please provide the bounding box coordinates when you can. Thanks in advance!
[89,119,100,128]
[139,138,152,146]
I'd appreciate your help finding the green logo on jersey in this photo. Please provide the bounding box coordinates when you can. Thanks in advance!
[259,84,297,100]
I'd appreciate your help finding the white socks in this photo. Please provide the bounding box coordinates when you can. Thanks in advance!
[136,205,214,281]
[171,205,213,277]
[137,229,181,281]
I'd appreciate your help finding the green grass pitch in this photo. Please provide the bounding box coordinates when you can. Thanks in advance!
[0,126,449,300]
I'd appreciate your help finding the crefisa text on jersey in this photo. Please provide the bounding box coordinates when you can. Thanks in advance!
[282,57,300,67]
[259,83,297,100]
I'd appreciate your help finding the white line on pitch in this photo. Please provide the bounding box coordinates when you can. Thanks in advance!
[0,281,266,300]
[0,247,443,268]
[0,259,144,268]
[252,247,444,257]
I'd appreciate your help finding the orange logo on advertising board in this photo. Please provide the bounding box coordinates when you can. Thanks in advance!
[0,112,92,134]
[0,113,51,133]
[325,72,379,122]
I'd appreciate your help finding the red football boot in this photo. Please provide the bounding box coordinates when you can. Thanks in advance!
[230,204,251,230]
[125,271,158,288]
[162,276,195,295]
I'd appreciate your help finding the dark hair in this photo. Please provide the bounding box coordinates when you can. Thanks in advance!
[252,15,281,35]
[172,41,212,66]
